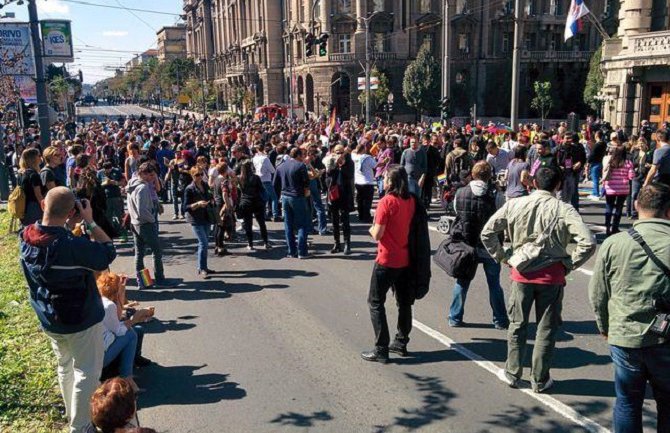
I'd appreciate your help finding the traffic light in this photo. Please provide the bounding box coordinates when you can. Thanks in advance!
[19,100,37,129]
[318,33,329,56]
[305,33,316,57]
[440,97,450,120]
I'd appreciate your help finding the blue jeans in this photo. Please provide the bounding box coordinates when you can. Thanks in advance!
[610,343,670,433]
[449,256,508,327]
[191,224,210,271]
[263,181,279,219]
[376,176,385,199]
[103,328,137,378]
[281,196,309,257]
[309,180,327,234]
[591,163,602,196]
[408,178,422,200]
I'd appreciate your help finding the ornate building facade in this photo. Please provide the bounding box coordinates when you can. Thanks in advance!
[183,0,609,119]
[601,0,670,132]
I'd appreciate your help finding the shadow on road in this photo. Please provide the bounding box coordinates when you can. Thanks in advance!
[142,318,197,334]
[475,404,576,432]
[373,373,457,432]
[391,349,464,365]
[216,269,318,279]
[269,410,333,427]
[138,364,246,409]
[561,320,601,336]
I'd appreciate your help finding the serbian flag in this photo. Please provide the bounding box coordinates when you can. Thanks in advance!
[565,0,590,41]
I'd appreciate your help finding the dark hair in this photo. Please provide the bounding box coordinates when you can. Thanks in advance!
[608,146,626,169]
[637,183,670,218]
[534,166,562,191]
[102,161,113,170]
[513,145,527,160]
[238,160,254,189]
[657,129,670,143]
[137,162,156,175]
[384,165,410,199]
[289,147,303,159]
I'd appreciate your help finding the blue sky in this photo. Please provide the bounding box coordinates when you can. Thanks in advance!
[7,0,183,84]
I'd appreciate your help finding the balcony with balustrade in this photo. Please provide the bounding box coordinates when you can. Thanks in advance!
[520,50,595,62]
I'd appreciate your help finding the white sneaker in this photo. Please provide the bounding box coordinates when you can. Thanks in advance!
[587,195,600,201]
[532,377,554,393]
[497,369,520,388]
[247,245,255,251]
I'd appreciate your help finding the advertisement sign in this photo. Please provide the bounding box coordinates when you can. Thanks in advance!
[357,76,379,91]
[0,22,36,75]
[0,75,37,106]
[41,20,74,63]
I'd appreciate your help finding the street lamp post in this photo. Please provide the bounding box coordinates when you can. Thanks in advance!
[357,11,385,126]
[386,92,394,122]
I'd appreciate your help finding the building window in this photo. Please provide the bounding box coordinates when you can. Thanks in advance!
[422,33,434,52]
[338,0,352,13]
[458,33,469,52]
[457,0,469,14]
[551,0,563,16]
[371,0,384,12]
[419,0,431,13]
[502,32,511,53]
[525,0,537,15]
[374,33,388,52]
[338,34,352,53]
[651,0,668,31]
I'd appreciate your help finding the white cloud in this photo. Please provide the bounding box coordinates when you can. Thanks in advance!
[37,0,70,15]
[102,31,129,37]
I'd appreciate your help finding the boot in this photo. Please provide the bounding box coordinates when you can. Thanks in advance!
[343,241,351,255]
[605,213,612,237]
[612,214,622,235]
[331,242,341,254]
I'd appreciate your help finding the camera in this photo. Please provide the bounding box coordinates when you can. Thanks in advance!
[649,297,670,338]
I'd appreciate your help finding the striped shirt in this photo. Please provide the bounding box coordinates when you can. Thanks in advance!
[604,160,634,196]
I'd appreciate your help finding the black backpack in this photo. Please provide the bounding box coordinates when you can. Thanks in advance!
[450,153,472,183]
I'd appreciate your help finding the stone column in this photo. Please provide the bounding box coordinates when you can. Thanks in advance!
[619,0,652,49]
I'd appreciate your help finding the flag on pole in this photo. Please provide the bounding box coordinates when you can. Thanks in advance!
[565,0,590,41]
[326,106,339,136]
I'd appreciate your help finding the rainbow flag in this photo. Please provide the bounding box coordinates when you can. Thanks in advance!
[138,268,153,289]
[326,107,339,137]
[437,172,447,185]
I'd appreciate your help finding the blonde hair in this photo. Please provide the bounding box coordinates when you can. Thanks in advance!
[19,148,41,172]
[43,146,60,164]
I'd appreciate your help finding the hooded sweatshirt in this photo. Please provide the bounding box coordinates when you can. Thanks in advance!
[20,223,116,334]
[127,176,156,226]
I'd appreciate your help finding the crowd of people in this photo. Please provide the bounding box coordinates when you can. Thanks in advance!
[2,108,670,433]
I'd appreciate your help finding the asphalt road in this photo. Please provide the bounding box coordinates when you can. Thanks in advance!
[107,193,657,433]
[75,104,165,122]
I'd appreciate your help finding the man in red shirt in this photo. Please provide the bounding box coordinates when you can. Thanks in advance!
[362,165,416,363]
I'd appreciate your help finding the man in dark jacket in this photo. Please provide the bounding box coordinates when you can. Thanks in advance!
[20,187,116,433]
[556,133,586,211]
[422,134,442,208]
[448,161,508,329]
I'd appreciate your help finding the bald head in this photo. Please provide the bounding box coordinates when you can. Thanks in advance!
[44,187,76,220]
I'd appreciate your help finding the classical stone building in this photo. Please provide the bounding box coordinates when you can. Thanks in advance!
[182,0,611,118]
[157,25,187,62]
[601,0,670,132]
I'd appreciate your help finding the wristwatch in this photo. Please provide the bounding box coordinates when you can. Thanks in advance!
[86,221,98,231]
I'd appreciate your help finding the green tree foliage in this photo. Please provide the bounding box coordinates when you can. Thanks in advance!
[358,67,391,112]
[530,81,553,129]
[583,45,604,112]
[402,42,440,117]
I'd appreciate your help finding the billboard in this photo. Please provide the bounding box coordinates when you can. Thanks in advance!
[41,20,74,63]
[0,22,36,76]
[0,75,37,106]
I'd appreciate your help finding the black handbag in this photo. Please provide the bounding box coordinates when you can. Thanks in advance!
[433,233,478,281]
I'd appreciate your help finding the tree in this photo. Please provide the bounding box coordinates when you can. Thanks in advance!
[402,42,440,118]
[358,67,390,113]
[531,81,553,129]
[583,45,604,112]
[49,76,69,111]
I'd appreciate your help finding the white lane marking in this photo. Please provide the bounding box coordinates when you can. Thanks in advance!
[412,320,611,433]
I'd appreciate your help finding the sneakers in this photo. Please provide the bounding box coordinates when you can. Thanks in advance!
[532,377,554,393]
[497,369,521,389]
[264,242,272,250]
[360,349,389,364]
[247,245,255,251]
[172,215,179,220]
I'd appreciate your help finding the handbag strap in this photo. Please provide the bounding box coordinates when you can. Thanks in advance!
[627,228,670,279]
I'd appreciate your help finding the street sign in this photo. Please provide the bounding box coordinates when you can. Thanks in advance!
[40,20,74,63]
[357,76,379,91]
[0,22,36,76]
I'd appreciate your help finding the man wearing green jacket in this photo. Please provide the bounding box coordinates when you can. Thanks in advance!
[481,166,595,393]
[589,183,670,433]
